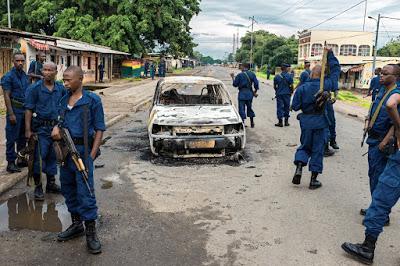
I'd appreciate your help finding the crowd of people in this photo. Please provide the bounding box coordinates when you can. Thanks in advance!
[231,48,400,264]
[1,52,105,254]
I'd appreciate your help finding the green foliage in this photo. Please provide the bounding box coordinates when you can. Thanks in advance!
[378,39,400,57]
[235,30,298,69]
[0,0,201,56]
[192,51,221,65]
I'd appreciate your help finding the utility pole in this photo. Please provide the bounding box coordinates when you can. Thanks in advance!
[363,0,367,31]
[249,16,257,69]
[236,28,239,51]
[372,13,381,74]
[7,0,11,28]
[233,33,236,58]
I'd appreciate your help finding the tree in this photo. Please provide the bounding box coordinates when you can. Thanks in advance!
[235,30,298,69]
[378,39,400,57]
[0,0,201,56]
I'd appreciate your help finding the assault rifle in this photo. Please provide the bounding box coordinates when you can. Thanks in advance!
[57,128,93,196]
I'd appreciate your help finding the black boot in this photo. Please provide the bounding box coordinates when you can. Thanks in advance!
[275,119,283,127]
[33,174,44,201]
[250,117,255,128]
[46,175,61,193]
[284,117,290,126]
[292,163,303,185]
[309,172,322,190]
[57,214,85,241]
[6,161,21,173]
[85,220,102,254]
[324,144,335,157]
[341,235,376,265]
[330,140,339,150]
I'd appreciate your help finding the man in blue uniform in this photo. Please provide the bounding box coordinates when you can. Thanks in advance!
[98,62,105,83]
[342,64,400,265]
[1,52,29,173]
[144,60,149,78]
[291,49,340,189]
[52,66,105,254]
[359,65,400,221]
[300,61,311,86]
[266,66,271,80]
[326,87,339,151]
[274,63,294,127]
[28,51,46,84]
[231,63,259,128]
[25,62,66,200]
[368,68,382,102]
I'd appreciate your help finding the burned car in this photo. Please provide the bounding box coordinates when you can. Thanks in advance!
[148,76,246,157]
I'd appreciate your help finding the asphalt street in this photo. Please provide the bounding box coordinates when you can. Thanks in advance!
[0,66,400,265]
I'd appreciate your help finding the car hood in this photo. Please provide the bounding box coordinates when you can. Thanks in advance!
[151,105,242,126]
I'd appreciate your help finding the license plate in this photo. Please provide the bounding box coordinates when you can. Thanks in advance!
[187,140,216,149]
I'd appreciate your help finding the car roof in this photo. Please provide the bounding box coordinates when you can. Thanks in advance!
[160,76,224,85]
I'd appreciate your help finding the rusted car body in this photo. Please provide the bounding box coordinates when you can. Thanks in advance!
[148,76,246,158]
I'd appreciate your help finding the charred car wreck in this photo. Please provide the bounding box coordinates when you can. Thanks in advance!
[148,76,246,158]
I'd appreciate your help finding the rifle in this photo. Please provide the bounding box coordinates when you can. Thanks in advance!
[18,134,38,186]
[56,128,93,196]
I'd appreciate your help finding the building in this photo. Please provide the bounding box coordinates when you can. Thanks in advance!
[0,27,130,84]
[298,30,400,90]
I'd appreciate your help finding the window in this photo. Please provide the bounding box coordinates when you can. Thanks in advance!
[326,44,339,55]
[88,57,91,70]
[340,45,357,56]
[358,45,371,56]
[77,56,81,67]
[311,43,323,57]
[51,55,55,63]
[67,56,71,67]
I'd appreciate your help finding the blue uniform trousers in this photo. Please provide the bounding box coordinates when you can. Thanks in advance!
[294,128,329,173]
[276,94,291,120]
[368,145,387,194]
[5,111,26,162]
[364,152,400,238]
[60,145,97,221]
[238,99,255,121]
[326,102,336,141]
[33,132,57,176]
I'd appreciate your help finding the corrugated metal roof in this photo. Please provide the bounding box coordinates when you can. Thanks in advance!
[0,27,57,41]
[0,27,130,55]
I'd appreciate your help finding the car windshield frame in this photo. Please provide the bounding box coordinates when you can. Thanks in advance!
[155,82,232,106]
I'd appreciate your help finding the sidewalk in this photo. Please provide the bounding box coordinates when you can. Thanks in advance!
[0,68,202,195]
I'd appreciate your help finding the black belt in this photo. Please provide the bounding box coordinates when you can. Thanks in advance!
[11,98,24,109]
[368,129,384,141]
[35,119,58,127]
[72,137,94,146]
[302,110,323,115]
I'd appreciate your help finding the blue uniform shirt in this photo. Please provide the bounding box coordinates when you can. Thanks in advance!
[291,50,341,129]
[232,70,259,101]
[299,69,311,84]
[59,90,106,138]
[369,76,381,95]
[25,80,67,121]
[273,72,293,95]
[1,67,29,113]
[366,86,400,146]
[28,61,43,76]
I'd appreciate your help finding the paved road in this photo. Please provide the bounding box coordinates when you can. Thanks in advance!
[0,66,399,265]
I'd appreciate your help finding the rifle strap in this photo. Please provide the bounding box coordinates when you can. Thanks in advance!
[83,104,89,167]
[243,71,252,89]
[368,85,398,130]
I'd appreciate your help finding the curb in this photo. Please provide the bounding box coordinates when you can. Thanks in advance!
[334,103,367,122]
[0,96,153,195]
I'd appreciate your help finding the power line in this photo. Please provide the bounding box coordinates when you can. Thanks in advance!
[307,0,367,30]
[381,16,400,21]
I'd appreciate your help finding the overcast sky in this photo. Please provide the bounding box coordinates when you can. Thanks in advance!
[189,0,400,59]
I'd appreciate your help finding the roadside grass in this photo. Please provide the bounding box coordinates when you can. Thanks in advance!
[256,71,274,80]
[124,77,143,82]
[337,90,370,109]
[173,67,192,74]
